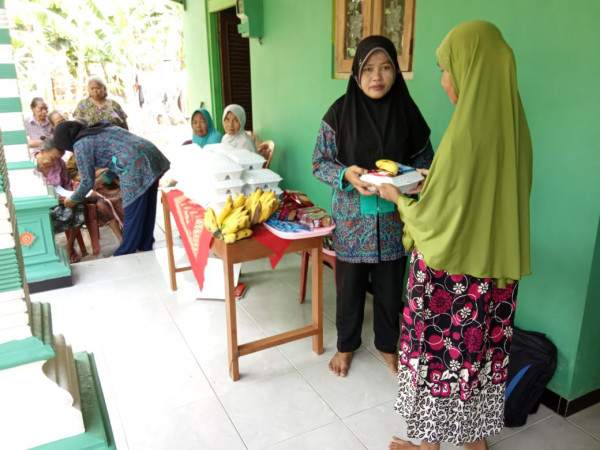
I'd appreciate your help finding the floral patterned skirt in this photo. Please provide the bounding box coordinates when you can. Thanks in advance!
[394,250,518,446]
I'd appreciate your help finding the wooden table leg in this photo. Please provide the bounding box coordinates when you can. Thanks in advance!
[311,244,324,354]
[161,192,177,291]
[223,259,240,381]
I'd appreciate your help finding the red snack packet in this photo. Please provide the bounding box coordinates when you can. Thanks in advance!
[296,206,326,222]
[277,203,299,221]
[282,190,314,208]
[299,212,332,230]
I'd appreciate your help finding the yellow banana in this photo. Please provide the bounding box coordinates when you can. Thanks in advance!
[222,232,237,244]
[375,159,399,175]
[235,228,253,240]
[259,198,278,223]
[250,202,262,225]
[221,209,249,235]
[204,207,218,232]
[216,195,234,226]
[233,193,245,209]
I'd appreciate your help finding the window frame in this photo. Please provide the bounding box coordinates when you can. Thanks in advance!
[334,0,416,80]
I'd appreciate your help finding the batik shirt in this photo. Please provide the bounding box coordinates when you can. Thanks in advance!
[312,121,433,263]
[71,127,170,207]
[73,98,128,129]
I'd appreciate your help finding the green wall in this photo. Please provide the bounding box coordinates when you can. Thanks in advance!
[187,0,600,400]
[182,1,212,114]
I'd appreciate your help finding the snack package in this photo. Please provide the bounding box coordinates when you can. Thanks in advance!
[296,206,326,222]
[282,190,314,208]
[299,211,332,230]
[277,202,299,221]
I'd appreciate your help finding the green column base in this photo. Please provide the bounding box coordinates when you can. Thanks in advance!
[31,352,116,450]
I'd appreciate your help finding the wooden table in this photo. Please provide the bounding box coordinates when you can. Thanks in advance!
[161,192,324,381]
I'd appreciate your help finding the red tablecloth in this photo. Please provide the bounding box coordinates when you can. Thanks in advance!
[165,190,292,289]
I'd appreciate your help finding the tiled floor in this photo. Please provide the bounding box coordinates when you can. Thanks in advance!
[33,216,600,449]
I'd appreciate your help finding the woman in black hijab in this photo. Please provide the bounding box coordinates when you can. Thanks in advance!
[312,35,432,377]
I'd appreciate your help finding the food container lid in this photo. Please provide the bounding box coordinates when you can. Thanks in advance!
[242,168,283,184]
[226,149,266,166]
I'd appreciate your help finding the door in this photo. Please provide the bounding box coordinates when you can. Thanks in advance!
[218,7,253,130]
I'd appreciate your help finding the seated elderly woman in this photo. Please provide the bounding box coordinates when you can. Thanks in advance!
[73,75,128,129]
[221,104,256,153]
[36,137,85,263]
[25,97,53,156]
[184,108,222,147]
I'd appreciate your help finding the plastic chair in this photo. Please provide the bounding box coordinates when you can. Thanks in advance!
[257,140,275,169]
[299,248,337,303]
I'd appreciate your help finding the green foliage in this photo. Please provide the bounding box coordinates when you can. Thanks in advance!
[5,0,183,102]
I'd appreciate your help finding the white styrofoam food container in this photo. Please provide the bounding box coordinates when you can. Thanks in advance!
[242,168,282,194]
[360,170,424,193]
[226,149,266,170]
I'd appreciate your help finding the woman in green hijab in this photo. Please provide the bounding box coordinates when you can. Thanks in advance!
[379,21,532,449]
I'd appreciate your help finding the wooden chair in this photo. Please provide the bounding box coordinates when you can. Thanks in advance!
[257,140,275,169]
[299,248,337,303]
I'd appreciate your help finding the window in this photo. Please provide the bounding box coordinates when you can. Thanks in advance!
[335,0,416,79]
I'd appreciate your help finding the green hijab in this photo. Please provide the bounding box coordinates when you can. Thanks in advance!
[396,21,532,287]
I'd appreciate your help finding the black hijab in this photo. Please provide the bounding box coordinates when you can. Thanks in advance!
[53,121,112,151]
[323,35,430,169]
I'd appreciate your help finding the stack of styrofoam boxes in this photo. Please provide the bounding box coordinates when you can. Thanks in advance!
[170,144,245,210]
[205,144,283,197]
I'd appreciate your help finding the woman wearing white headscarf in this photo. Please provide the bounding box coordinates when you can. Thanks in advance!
[221,104,256,153]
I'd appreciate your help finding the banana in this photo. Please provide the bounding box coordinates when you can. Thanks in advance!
[250,201,262,225]
[257,198,276,223]
[221,209,249,235]
[233,193,245,209]
[375,159,399,175]
[216,195,234,226]
[222,232,237,244]
[204,207,218,232]
[244,188,262,210]
[235,228,253,240]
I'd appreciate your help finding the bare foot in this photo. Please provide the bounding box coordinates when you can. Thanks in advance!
[389,436,419,449]
[328,351,353,377]
[379,350,399,375]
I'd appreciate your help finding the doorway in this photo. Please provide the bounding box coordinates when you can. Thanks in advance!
[218,7,253,130]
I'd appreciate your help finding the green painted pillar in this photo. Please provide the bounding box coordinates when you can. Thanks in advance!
[0,3,72,292]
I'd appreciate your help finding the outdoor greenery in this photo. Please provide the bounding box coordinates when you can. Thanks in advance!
[6,0,183,109]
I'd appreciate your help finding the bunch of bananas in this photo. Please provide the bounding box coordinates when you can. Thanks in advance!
[375,159,399,176]
[244,188,280,226]
[204,190,280,244]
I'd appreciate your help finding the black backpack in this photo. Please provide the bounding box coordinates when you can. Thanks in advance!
[504,327,558,427]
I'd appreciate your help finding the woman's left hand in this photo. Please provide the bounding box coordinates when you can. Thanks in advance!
[378,183,401,204]
[64,197,77,208]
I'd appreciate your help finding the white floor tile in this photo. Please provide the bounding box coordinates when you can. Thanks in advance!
[487,404,555,445]
[300,348,398,418]
[268,420,365,449]
[119,396,246,450]
[219,371,338,449]
[491,414,600,449]
[569,402,600,441]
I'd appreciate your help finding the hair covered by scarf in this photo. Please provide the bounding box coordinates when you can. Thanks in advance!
[191,108,222,147]
[396,21,533,286]
[323,35,430,169]
[53,121,111,151]
[221,104,256,152]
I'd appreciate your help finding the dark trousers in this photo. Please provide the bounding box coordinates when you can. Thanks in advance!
[335,257,407,354]
[114,180,159,256]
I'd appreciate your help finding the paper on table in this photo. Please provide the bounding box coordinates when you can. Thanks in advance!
[56,185,92,198]
[195,258,242,300]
